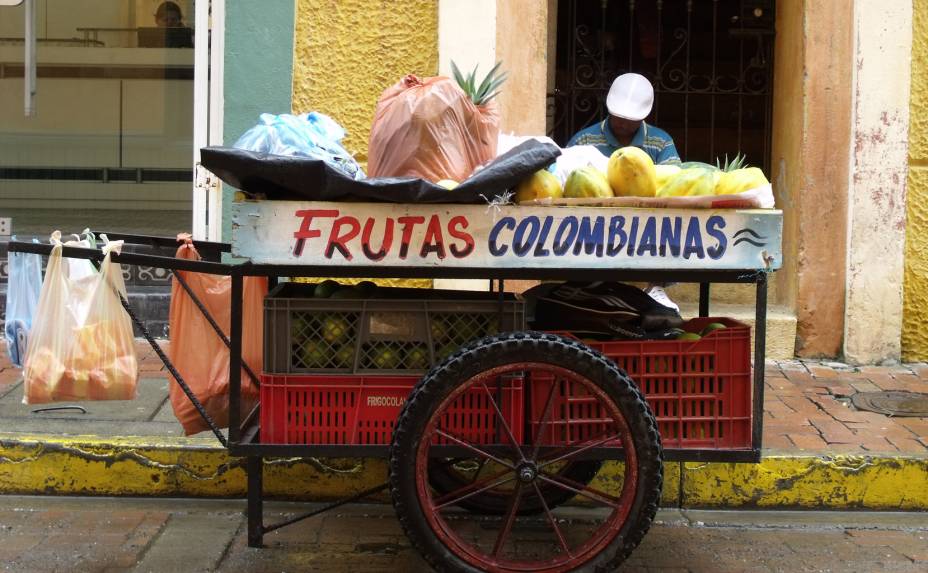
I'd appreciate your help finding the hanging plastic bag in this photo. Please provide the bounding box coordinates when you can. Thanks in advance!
[367,75,501,183]
[168,236,266,435]
[4,238,42,368]
[233,112,365,180]
[22,232,138,404]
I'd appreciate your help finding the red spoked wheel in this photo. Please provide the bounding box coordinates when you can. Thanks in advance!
[390,332,663,573]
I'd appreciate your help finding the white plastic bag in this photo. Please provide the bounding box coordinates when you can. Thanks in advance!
[4,238,42,367]
[22,232,138,404]
[551,145,610,186]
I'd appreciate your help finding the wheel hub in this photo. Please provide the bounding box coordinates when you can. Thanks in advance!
[517,463,538,483]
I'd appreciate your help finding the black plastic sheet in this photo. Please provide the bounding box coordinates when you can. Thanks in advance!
[200,139,561,204]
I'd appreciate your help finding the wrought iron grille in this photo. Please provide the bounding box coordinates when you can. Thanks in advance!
[549,0,776,172]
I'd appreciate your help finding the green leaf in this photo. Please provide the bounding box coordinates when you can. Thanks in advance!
[476,90,502,106]
[467,65,478,98]
[450,60,507,104]
[476,61,503,98]
[450,60,466,89]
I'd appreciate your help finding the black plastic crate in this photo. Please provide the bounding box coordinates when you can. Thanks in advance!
[264,283,525,374]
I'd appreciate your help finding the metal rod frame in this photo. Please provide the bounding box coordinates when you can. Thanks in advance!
[8,234,771,546]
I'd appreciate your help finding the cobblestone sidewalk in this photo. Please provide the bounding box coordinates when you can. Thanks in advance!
[0,497,925,572]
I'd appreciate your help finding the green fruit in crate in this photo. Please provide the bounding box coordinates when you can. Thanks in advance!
[436,342,459,361]
[300,340,328,368]
[330,287,363,299]
[321,315,351,344]
[700,322,727,336]
[334,345,356,369]
[430,317,449,342]
[290,314,309,342]
[677,332,702,341]
[405,344,430,370]
[314,280,341,298]
[370,344,402,370]
[355,281,378,297]
[453,314,483,342]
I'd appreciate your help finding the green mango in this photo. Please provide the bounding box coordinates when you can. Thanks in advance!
[701,322,727,336]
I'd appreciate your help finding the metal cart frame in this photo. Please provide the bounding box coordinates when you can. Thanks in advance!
[9,231,770,559]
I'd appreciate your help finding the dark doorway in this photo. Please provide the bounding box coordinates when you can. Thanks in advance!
[550,0,775,172]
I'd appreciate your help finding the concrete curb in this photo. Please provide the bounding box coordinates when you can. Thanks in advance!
[0,434,925,510]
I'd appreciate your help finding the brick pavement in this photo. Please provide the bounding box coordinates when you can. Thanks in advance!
[0,497,926,572]
[0,341,926,456]
[764,359,928,455]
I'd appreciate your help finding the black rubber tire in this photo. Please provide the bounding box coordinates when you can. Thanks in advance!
[389,331,663,573]
[427,459,604,515]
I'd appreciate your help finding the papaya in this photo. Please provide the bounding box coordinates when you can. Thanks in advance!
[607,146,658,197]
[657,167,719,198]
[655,164,681,189]
[564,166,613,199]
[515,169,563,203]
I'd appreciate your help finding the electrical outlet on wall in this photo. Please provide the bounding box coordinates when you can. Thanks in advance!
[0,218,11,236]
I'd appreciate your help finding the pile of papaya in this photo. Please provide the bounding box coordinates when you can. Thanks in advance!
[514,148,769,202]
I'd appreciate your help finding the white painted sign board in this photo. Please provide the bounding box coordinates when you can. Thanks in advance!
[232,202,782,272]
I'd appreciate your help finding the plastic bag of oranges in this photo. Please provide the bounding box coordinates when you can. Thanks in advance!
[22,233,138,403]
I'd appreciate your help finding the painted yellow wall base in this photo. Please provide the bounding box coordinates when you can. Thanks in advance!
[1,435,925,510]
[683,456,928,510]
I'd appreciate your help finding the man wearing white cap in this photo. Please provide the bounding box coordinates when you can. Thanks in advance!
[567,73,680,165]
[568,73,682,312]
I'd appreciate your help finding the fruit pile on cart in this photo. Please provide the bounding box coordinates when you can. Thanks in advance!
[8,65,782,572]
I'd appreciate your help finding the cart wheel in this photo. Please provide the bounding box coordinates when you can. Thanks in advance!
[390,332,663,572]
[428,458,604,516]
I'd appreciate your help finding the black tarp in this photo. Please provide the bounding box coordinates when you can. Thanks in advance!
[199,139,560,204]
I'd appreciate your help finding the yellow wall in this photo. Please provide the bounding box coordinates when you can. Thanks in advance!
[291,0,439,288]
[291,0,439,165]
[903,0,928,360]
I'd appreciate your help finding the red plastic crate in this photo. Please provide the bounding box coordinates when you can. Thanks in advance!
[260,373,524,446]
[542,317,752,450]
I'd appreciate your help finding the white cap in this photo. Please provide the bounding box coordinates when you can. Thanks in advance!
[606,73,654,121]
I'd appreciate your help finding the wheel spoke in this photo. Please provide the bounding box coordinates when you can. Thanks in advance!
[480,381,526,462]
[531,481,573,558]
[529,377,560,459]
[492,481,524,557]
[470,458,489,484]
[536,472,622,509]
[434,469,516,511]
[435,429,516,470]
[538,430,623,469]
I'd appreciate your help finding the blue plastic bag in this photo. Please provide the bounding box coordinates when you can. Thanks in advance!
[233,112,365,180]
[5,238,42,367]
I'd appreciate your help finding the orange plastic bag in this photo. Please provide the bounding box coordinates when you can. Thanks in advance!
[367,74,500,183]
[168,239,266,435]
[23,233,138,404]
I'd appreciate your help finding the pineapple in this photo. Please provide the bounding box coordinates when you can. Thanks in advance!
[714,154,770,195]
[450,61,507,106]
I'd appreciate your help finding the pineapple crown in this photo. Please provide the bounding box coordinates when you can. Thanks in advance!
[716,153,749,172]
[450,60,508,106]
